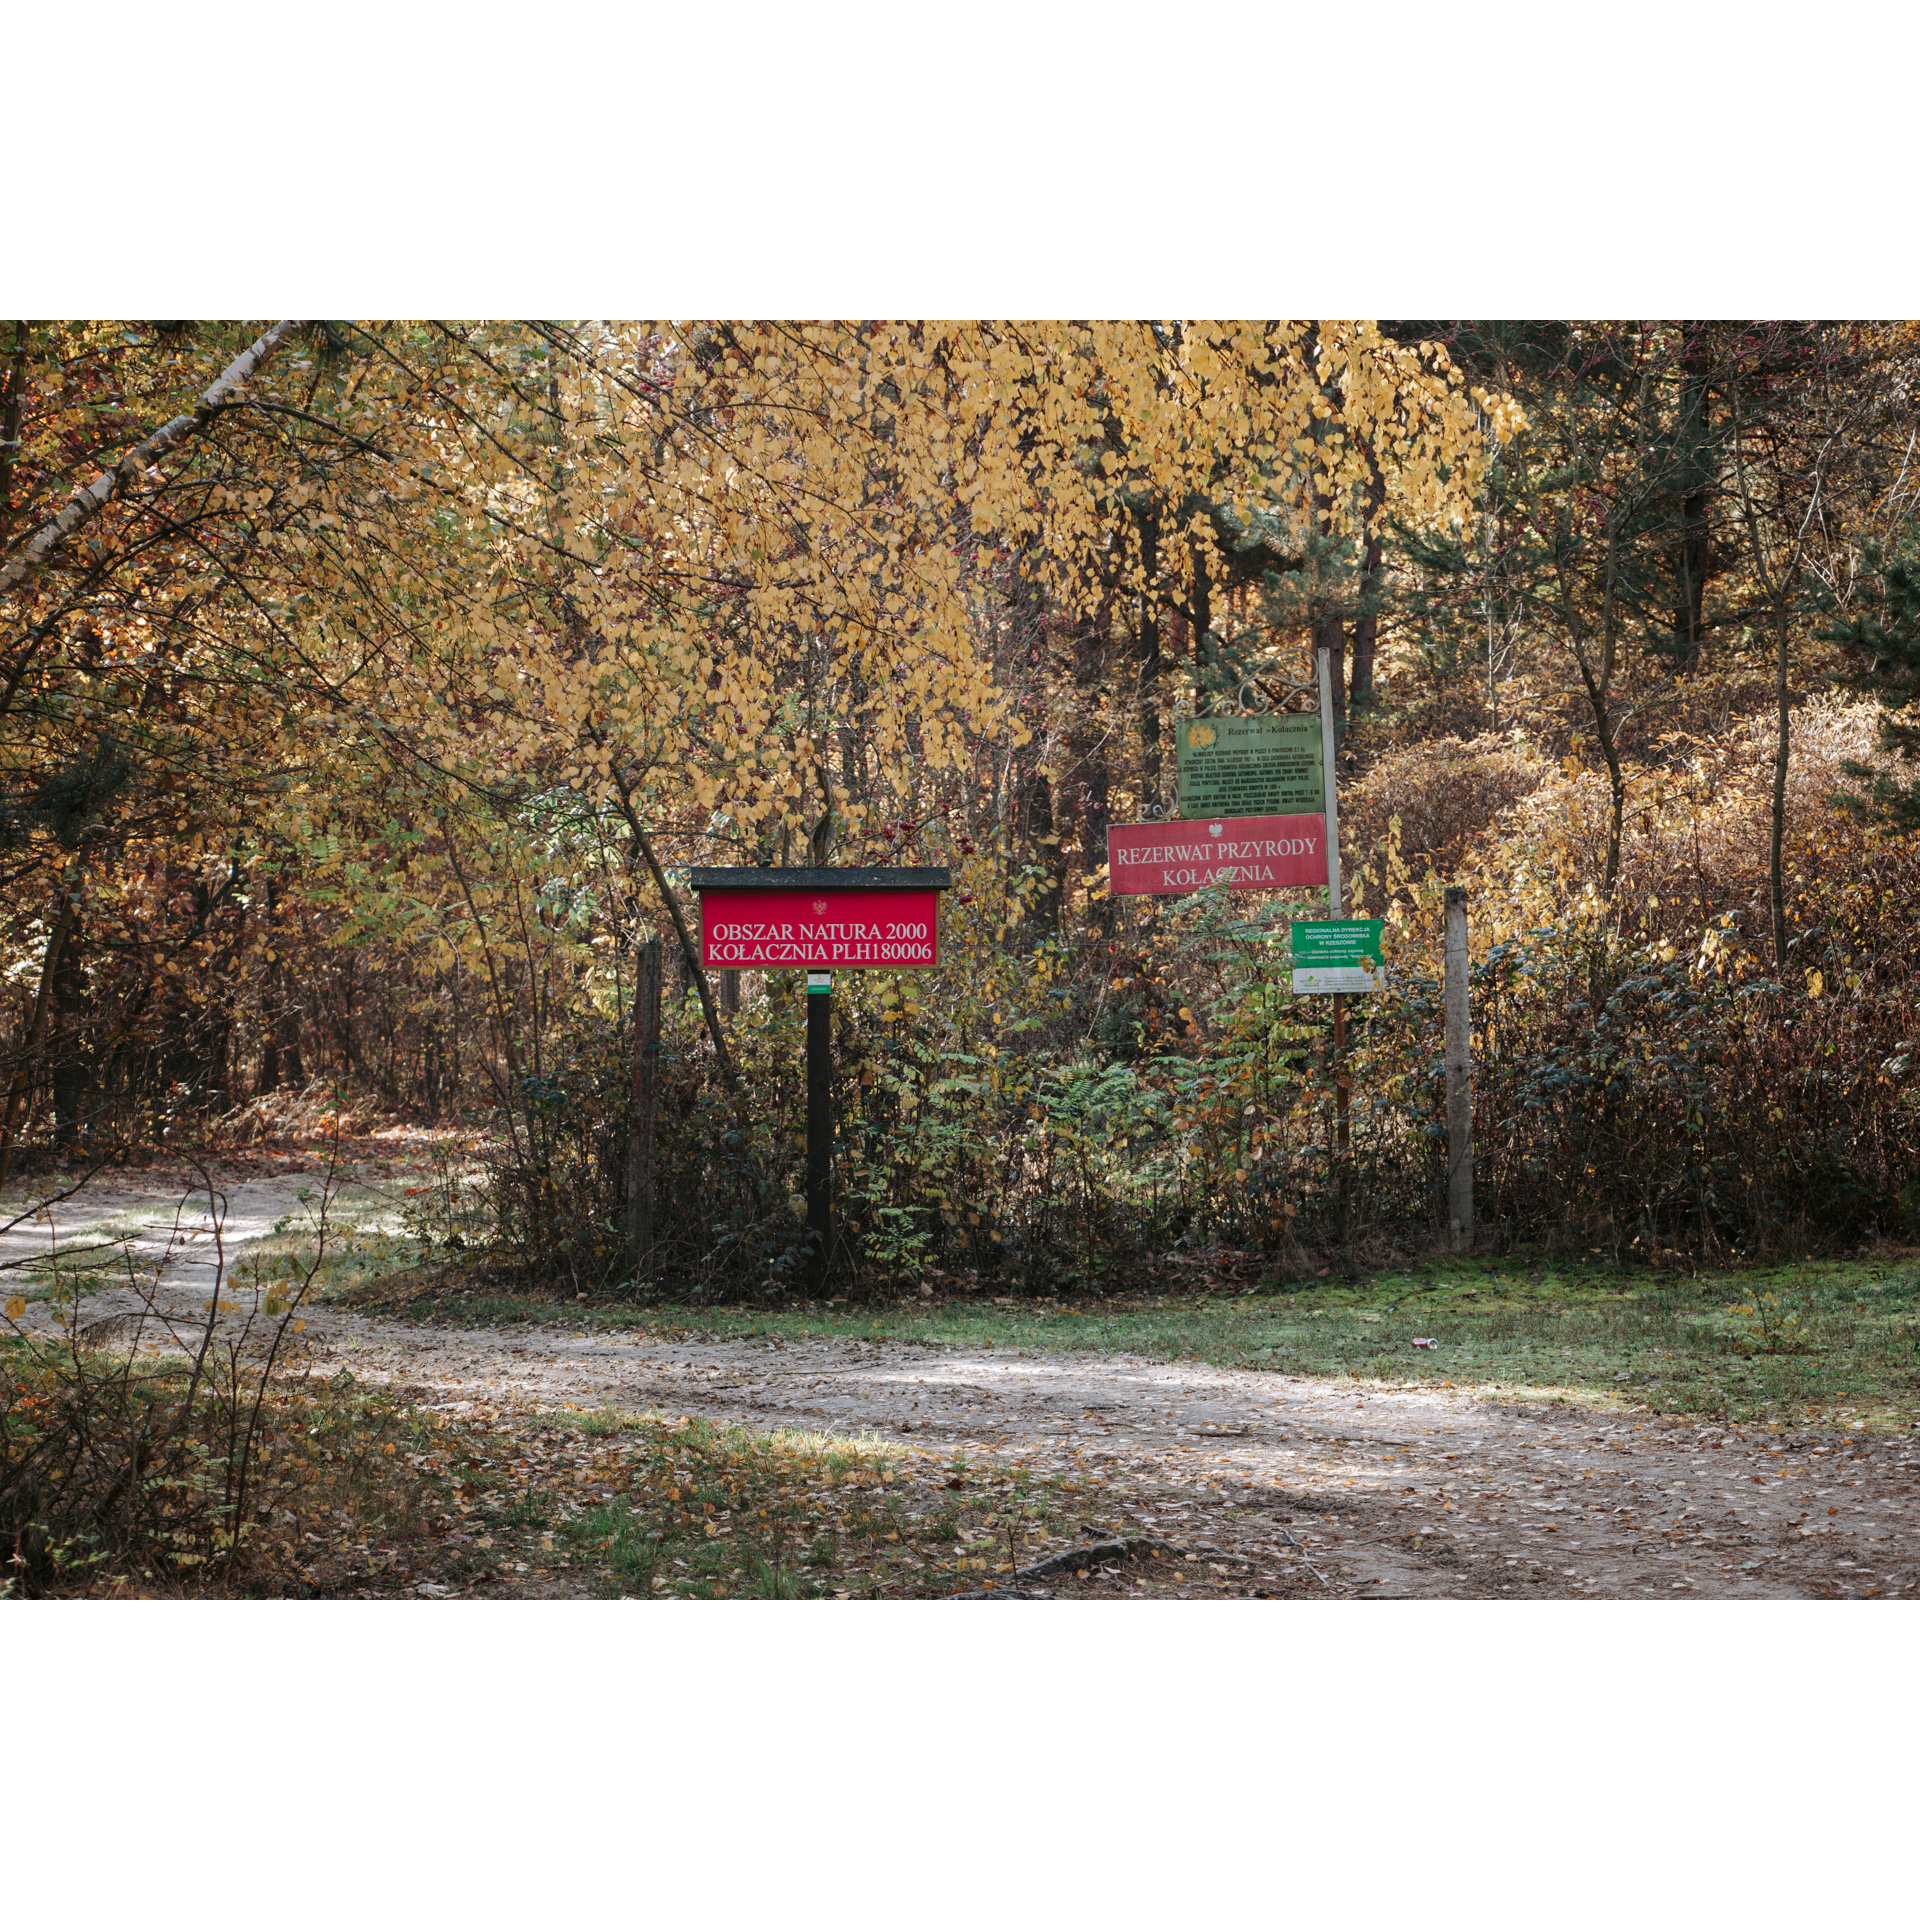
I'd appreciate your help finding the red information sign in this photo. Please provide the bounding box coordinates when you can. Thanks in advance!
[699,887,941,969]
[1106,814,1329,896]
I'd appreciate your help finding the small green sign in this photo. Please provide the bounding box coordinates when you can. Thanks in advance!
[1176,712,1325,819]
[806,972,832,996]
[1291,919,1384,994]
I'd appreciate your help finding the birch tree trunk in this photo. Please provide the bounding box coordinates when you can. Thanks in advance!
[0,319,298,593]
[0,886,78,1184]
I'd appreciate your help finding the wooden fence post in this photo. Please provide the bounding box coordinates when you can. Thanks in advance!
[1443,887,1473,1253]
[626,936,661,1283]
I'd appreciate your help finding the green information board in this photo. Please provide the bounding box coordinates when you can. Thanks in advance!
[1176,713,1325,818]
[1291,919,1385,994]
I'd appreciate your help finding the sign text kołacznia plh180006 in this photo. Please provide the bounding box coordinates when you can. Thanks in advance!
[691,872,945,969]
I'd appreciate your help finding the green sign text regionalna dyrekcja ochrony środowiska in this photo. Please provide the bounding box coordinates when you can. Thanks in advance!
[1175,712,1325,819]
[1291,919,1385,994]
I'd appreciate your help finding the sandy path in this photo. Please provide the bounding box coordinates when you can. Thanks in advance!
[10,1174,1917,1600]
[2,1169,361,1292]
[293,1311,1920,1600]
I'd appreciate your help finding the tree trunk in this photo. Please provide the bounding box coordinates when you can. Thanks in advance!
[49,907,89,1148]
[276,999,306,1089]
[1725,371,1837,970]
[1019,764,1062,939]
[1771,599,1792,967]
[1670,321,1714,673]
[0,319,300,594]
[1188,534,1218,701]
[1309,325,1350,737]
[1311,469,1349,739]
[606,768,737,1091]
[1551,519,1630,895]
[1349,442,1387,711]
[1315,609,1348,741]
[1603,741,1627,893]
[1070,611,1113,935]
[257,876,306,1094]
[1135,510,1164,810]
[626,937,661,1283]
[0,322,28,556]
[334,946,357,1082]
[0,885,77,1183]
[1570,659,1627,893]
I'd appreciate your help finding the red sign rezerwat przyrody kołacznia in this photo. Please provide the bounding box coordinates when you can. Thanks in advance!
[1104,814,1327,896]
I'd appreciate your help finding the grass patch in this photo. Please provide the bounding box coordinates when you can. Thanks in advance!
[341,1247,1920,1434]
[298,1397,1132,1600]
[2,1167,423,1307]
[235,1368,466,1594]
[243,1184,430,1298]
[543,1410,1120,1599]
[0,1196,193,1304]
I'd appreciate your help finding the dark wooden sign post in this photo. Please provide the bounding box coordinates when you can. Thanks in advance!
[688,866,950,1279]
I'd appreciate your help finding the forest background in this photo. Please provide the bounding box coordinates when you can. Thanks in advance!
[4,318,1919,1307]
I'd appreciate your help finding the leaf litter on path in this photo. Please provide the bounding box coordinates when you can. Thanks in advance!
[270,1302,1920,1601]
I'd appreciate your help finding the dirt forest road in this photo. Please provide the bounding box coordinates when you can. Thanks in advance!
[298,1309,1920,1600]
[9,1172,1919,1599]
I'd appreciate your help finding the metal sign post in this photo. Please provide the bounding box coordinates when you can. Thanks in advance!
[1315,648,1343,918]
[1316,648,1351,1186]
[689,867,950,1287]
[806,971,833,1256]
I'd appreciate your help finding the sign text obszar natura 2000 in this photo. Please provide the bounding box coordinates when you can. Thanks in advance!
[699,887,941,969]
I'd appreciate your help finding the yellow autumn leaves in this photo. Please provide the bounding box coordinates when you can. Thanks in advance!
[336,321,1496,856]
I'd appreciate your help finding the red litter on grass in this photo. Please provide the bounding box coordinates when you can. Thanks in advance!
[1412,1338,1438,1349]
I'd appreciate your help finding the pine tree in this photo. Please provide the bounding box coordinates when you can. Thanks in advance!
[1826,543,1920,832]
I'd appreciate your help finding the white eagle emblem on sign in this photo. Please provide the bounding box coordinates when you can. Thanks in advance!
[812,899,829,915]
[1209,823,1224,837]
